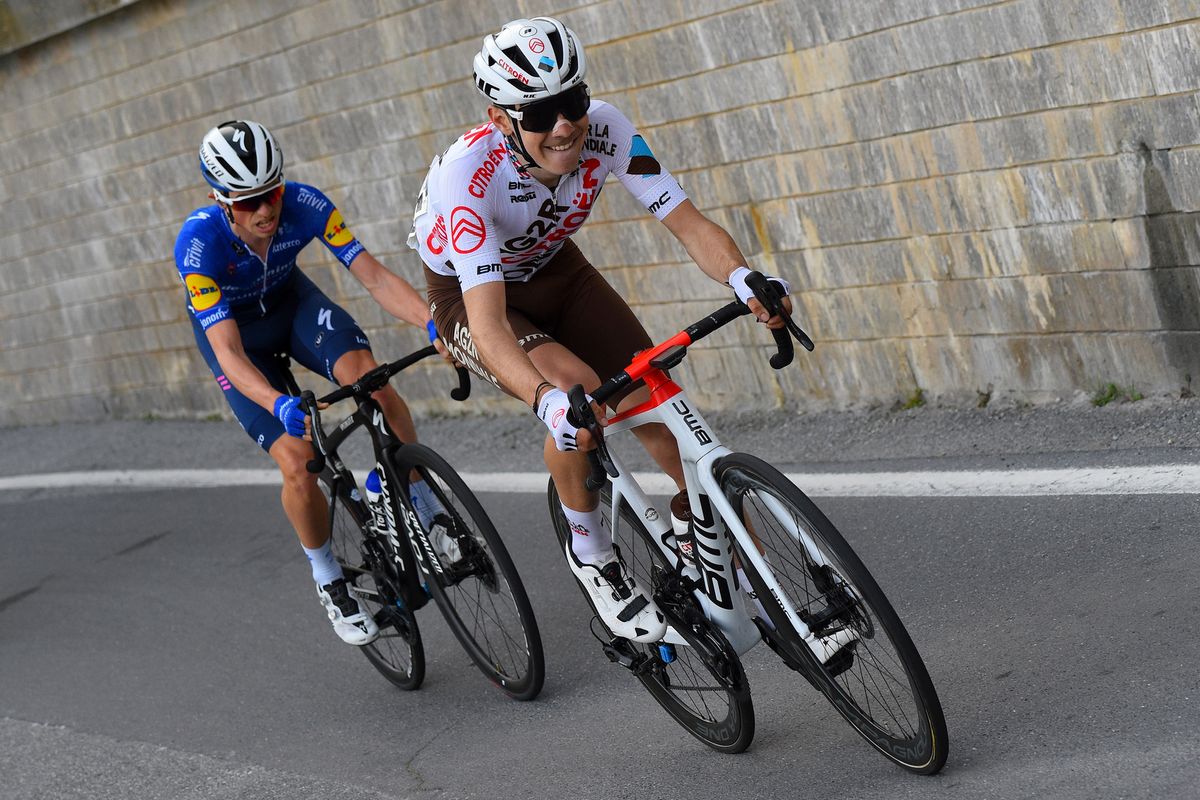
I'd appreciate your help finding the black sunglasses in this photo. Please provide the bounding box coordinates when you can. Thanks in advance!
[509,84,590,134]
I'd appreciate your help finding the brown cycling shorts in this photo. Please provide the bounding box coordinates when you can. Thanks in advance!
[426,239,652,408]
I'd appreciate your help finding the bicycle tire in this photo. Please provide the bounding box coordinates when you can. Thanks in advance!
[392,444,544,701]
[716,453,948,774]
[320,473,425,690]
[548,480,755,753]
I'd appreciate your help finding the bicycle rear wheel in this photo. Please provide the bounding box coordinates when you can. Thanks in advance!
[548,480,755,753]
[393,445,544,701]
[716,453,948,774]
[321,474,425,690]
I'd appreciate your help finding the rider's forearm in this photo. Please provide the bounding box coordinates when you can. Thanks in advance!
[210,340,285,411]
[350,251,433,330]
[470,316,549,408]
[663,204,748,285]
[687,221,749,285]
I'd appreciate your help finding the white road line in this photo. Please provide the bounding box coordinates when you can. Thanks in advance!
[2,465,1200,496]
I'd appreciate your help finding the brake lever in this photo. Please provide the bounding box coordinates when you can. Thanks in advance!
[301,390,327,474]
[744,271,814,369]
[565,384,619,490]
[450,366,471,401]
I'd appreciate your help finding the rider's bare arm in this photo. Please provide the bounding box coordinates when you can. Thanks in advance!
[662,200,793,328]
[204,317,288,410]
[348,250,452,361]
[347,250,432,330]
[461,281,549,408]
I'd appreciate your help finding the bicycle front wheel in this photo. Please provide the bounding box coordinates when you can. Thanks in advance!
[716,453,948,774]
[321,474,425,690]
[392,445,544,701]
[548,480,755,753]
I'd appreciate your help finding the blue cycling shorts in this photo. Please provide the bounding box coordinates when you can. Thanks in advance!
[190,270,371,452]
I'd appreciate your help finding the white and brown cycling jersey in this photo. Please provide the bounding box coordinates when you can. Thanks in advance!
[407,100,686,293]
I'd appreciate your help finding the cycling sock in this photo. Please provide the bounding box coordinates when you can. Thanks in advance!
[303,539,344,587]
[560,503,611,566]
[737,566,775,629]
[409,478,447,529]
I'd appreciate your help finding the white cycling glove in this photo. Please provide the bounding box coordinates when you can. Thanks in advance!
[536,387,583,452]
[727,266,791,306]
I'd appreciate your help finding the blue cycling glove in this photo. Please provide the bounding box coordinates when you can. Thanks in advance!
[426,319,439,343]
[273,395,307,438]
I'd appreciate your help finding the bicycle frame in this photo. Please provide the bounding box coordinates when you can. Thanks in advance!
[284,351,460,602]
[604,377,823,657]
[579,291,823,659]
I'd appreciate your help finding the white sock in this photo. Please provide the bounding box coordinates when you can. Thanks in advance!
[561,503,611,566]
[304,539,343,587]
[410,478,447,529]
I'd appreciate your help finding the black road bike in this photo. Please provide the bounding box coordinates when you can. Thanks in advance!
[282,346,544,700]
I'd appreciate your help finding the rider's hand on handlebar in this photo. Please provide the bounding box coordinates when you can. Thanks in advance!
[728,266,794,329]
[273,395,308,439]
[537,387,603,452]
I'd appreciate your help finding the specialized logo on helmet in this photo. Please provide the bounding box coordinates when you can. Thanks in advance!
[185,274,222,311]
[324,209,353,247]
[450,206,486,254]
[628,135,661,178]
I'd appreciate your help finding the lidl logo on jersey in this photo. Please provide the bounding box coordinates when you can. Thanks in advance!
[628,135,661,178]
[185,274,222,311]
[324,209,353,247]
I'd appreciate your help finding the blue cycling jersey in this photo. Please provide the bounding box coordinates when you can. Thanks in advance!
[173,182,365,330]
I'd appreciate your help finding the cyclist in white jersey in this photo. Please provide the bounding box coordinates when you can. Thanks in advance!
[409,16,792,643]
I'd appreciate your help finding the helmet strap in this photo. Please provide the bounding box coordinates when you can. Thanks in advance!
[501,110,541,172]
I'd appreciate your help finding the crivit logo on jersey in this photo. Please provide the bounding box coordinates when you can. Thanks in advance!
[324,210,353,247]
[185,274,222,311]
[183,238,206,270]
[296,187,328,211]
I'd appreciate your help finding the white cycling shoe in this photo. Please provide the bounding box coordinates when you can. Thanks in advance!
[565,542,667,643]
[317,578,379,646]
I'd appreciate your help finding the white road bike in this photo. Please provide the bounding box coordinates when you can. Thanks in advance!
[547,273,948,772]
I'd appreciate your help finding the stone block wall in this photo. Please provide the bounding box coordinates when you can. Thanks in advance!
[3,0,1200,426]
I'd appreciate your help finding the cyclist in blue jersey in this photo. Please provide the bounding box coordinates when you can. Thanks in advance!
[409,18,794,644]
[175,120,454,646]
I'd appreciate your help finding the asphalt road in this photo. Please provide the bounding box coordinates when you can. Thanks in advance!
[4,470,1200,799]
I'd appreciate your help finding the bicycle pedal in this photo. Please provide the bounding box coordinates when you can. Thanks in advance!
[601,637,641,670]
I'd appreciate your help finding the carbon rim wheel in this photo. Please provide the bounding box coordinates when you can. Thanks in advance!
[548,479,755,753]
[322,475,425,690]
[717,453,948,774]
[396,445,544,701]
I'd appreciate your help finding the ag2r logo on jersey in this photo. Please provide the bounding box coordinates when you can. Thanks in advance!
[450,206,486,254]
[324,209,353,247]
[185,274,222,311]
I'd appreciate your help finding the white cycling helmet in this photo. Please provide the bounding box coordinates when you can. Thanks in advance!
[198,119,284,199]
[473,16,587,107]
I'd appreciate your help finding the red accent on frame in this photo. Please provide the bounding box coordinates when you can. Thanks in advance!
[607,330,693,425]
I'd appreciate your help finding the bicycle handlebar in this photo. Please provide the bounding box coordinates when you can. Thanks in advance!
[565,385,618,491]
[744,271,813,369]
[301,345,470,474]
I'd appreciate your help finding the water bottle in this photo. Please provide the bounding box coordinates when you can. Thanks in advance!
[364,468,391,533]
[669,490,696,567]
